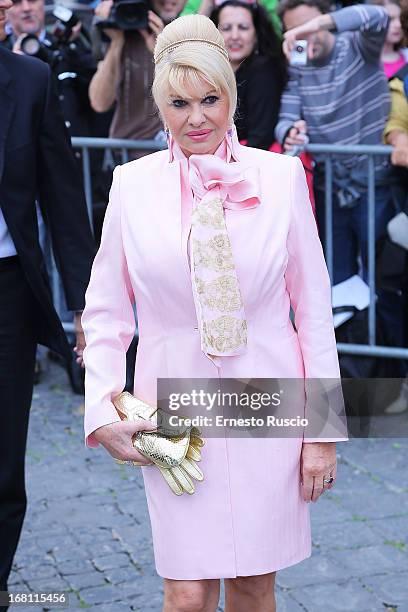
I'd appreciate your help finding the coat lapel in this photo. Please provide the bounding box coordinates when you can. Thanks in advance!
[161,156,192,280]
[0,53,16,183]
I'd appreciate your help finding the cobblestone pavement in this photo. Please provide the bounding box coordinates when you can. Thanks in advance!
[7,361,408,612]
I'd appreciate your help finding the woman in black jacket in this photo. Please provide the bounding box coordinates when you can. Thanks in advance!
[211,0,287,149]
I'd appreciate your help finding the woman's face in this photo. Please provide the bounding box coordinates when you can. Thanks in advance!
[218,5,257,68]
[161,77,230,158]
[386,3,402,46]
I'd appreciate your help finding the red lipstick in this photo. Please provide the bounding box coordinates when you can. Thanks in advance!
[187,129,212,141]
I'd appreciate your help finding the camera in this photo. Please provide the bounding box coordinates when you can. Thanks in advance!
[290,40,308,66]
[20,7,83,66]
[20,34,59,65]
[50,5,79,43]
[95,0,149,31]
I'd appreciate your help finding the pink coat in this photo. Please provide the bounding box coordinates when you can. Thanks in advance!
[82,144,345,579]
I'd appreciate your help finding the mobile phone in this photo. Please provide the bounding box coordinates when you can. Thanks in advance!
[290,40,308,66]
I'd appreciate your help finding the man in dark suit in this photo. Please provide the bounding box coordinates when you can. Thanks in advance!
[0,0,95,604]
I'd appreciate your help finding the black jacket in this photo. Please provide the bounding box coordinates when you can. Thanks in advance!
[235,53,284,150]
[0,45,95,359]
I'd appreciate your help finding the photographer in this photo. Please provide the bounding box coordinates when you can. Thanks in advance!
[89,0,187,150]
[275,1,392,286]
[275,0,408,372]
[5,0,97,139]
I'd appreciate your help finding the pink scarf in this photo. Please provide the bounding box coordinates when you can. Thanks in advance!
[170,126,260,366]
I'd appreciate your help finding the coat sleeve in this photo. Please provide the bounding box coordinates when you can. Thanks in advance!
[284,156,348,442]
[331,5,389,64]
[37,62,95,311]
[82,165,136,448]
[383,78,408,140]
[274,68,302,146]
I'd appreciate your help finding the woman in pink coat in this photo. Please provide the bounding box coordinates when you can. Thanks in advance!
[81,14,347,612]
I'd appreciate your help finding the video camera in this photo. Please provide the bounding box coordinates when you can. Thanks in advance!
[95,0,150,32]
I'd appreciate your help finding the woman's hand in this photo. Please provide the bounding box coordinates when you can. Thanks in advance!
[391,145,408,167]
[390,133,408,167]
[93,418,157,465]
[300,442,337,502]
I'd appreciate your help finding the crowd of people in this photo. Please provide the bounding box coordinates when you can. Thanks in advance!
[1,0,407,390]
[3,0,407,160]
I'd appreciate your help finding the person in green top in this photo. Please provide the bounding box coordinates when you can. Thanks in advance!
[181,0,282,34]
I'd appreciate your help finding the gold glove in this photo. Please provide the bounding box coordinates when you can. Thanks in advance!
[113,392,204,496]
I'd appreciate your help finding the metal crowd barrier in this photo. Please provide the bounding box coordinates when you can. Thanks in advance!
[71,137,166,230]
[304,143,407,361]
[64,137,407,362]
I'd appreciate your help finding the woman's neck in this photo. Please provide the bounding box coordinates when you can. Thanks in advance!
[382,42,400,62]
[230,60,240,73]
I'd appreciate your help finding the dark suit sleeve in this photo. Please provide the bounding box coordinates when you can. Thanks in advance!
[36,63,95,311]
[243,58,283,150]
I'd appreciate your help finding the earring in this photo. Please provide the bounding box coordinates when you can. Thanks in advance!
[163,124,171,146]
[226,123,239,159]
[226,124,234,148]
[164,124,175,160]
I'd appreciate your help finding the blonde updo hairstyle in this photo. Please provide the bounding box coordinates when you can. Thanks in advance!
[152,15,237,125]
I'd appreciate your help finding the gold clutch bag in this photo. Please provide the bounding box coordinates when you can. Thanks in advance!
[112,392,204,496]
